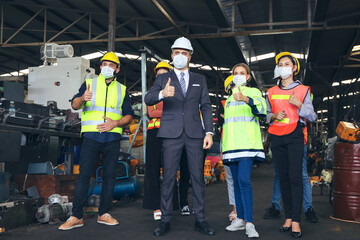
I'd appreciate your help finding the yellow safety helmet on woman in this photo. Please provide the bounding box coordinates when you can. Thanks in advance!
[101,52,120,67]
[275,52,300,75]
[224,75,234,93]
[154,61,172,73]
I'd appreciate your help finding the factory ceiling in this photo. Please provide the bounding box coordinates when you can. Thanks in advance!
[0,0,359,112]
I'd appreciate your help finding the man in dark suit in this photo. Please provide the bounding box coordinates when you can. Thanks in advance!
[145,37,215,237]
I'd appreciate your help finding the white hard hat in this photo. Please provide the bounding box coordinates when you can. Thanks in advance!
[171,37,193,54]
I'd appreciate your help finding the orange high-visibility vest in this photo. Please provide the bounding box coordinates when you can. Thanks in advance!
[268,84,309,136]
[147,105,161,130]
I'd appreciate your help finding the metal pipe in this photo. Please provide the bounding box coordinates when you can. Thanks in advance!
[107,0,116,52]
[88,13,91,40]
[4,8,43,44]
[43,8,47,42]
[307,0,311,27]
[231,4,235,32]
[141,50,147,164]
[269,0,273,30]
[136,19,139,37]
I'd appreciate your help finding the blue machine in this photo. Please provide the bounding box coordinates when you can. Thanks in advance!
[96,161,129,181]
[90,177,141,199]
[89,161,141,199]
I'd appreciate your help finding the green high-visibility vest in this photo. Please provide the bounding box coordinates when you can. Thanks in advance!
[80,74,126,135]
[222,86,266,161]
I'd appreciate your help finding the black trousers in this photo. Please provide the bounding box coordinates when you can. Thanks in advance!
[270,124,304,223]
[161,132,205,222]
[178,150,190,208]
[143,128,188,210]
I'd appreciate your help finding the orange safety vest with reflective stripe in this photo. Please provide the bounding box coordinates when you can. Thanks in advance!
[268,84,309,136]
[147,105,161,130]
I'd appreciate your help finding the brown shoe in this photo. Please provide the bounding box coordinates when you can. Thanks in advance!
[58,216,84,231]
[97,213,119,226]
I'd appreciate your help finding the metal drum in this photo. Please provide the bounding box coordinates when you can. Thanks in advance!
[333,142,360,222]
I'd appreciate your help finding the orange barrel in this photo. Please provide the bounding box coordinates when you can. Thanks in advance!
[333,142,360,222]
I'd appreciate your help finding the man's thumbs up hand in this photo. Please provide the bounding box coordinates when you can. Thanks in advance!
[163,77,175,98]
[82,84,93,102]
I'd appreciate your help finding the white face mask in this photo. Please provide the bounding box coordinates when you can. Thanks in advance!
[233,75,247,86]
[173,54,188,69]
[274,66,292,79]
[101,66,115,79]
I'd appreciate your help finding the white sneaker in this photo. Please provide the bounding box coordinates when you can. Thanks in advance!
[245,223,259,238]
[181,205,191,216]
[225,218,245,231]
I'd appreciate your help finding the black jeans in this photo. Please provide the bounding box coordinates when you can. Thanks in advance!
[72,137,120,219]
[270,124,304,223]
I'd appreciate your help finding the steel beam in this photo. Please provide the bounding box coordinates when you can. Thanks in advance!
[1,4,3,44]
[93,19,134,40]
[4,8,43,44]
[3,24,360,47]
[2,0,218,30]
[235,20,324,29]
[143,26,178,37]
[47,13,88,42]
[152,0,185,35]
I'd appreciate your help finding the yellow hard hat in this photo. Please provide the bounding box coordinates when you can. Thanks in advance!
[101,52,120,67]
[224,75,233,93]
[275,52,300,75]
[154,61,172,73]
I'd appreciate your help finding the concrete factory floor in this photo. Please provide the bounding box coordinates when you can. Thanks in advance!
[2,163,360,240]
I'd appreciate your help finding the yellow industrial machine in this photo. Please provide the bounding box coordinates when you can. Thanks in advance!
[336,121,360,142]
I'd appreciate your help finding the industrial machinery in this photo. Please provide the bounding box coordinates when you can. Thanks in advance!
[36,194,72,224]
[28,44,96,110]
[0,197,44,231]
[336,121,360,142]
[89,160,141,200]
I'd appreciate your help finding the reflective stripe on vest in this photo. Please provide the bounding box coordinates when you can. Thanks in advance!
[81,75,125,135]
[147,118,161,130]
[83,106,123,115]
[267,84,309,136]
[223,150,265,161]
[224,116,259,125]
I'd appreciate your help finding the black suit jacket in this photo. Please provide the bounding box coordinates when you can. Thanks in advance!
[145,70,213,139]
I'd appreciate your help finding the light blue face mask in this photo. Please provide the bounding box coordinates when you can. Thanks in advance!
[173,54,188,69]
[101,66,115,79]
[233,75,247,86]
